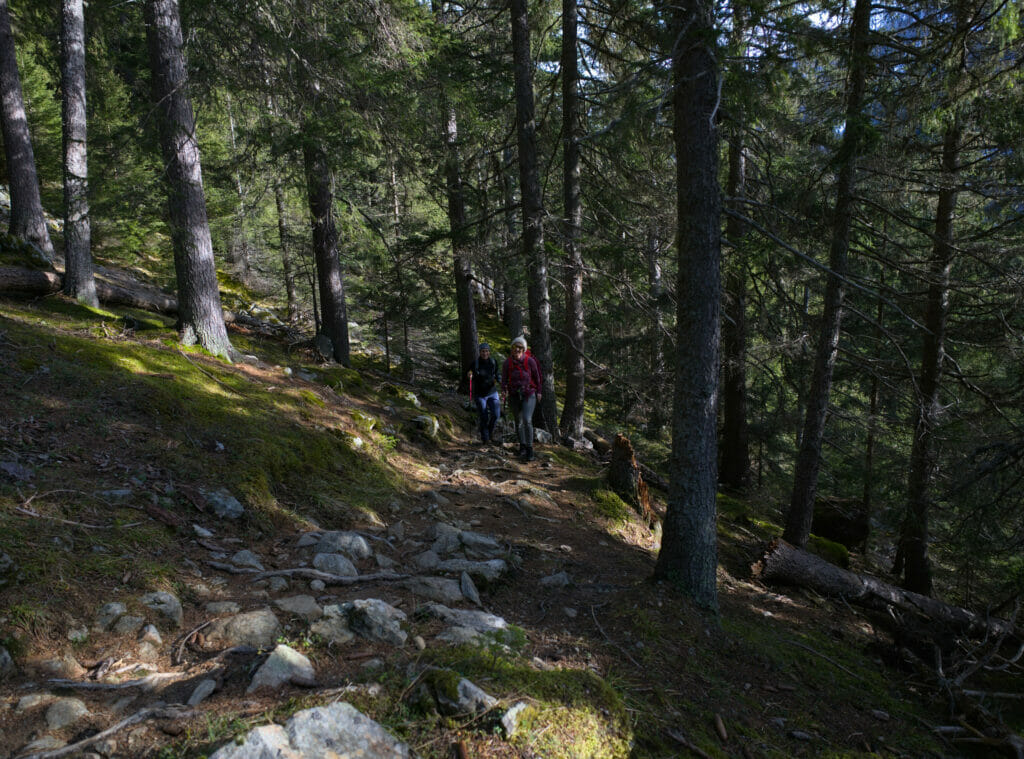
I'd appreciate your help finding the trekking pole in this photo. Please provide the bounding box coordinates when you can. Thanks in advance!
[468,372,473,402]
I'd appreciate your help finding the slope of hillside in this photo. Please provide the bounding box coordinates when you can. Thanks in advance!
[0,293,962,758]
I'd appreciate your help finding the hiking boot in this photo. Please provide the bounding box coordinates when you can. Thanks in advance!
[524,446,535,462]
[518,443,527,458]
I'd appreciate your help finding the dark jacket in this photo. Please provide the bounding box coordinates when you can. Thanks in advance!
[502,353,541,398]
[471,356,500,397]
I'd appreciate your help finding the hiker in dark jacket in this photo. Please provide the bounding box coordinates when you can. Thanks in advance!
[468,343,501,443]
[501,335,542,461]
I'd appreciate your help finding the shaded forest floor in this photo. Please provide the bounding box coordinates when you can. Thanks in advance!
[0,287,997,758]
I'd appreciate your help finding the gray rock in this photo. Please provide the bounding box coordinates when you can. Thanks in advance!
[205,601,241,615]
[460,531,504,560]
[46,697,89,729]
[138,641,160,662]
[268,575,290,592]
[423,669,498,715]
[296,531,321,548]
[502,701,530,737]
[436,626,485,646]
[430,523,462,556]
[67,626,89,643]
[111,615,146,636]
[387,521,405,542]
[248,644,316,693]
[375,553,397,570]
[414,415,439,438]
[310,606,355,646]
[0,646,14,678]
[314,332,334,359]
[274,595,323,622]
[312,552,358,577]
[346,599,407,646]
[230,549,265,571]
[203,608,281,650]
[426,490,451,507]
[187,678,218,706]
[40,653,85,678]
[309,579,326,592]
[317,531,372,560]
[417,603,509,635]
[399,576,464,605]
[209,703,409,759]
[95,602,127,631]
[201,488,245,520]
[139,624,162,646]
[193,523,214,538]
[540,571,572,588]
[534,428,554,444]
[139,591,183,629]
[413,550,441,571]
[20,736,65,754]
[460,572,482,606]
[17,693,57,712]
[437,558,508,585]
[413,636,426,651]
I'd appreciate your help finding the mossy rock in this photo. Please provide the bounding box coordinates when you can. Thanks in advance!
[352,411,377,433]
[591,489,632,523]
[382,383,421,408]
[807,534,850,568]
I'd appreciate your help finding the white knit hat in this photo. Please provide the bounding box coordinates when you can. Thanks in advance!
[511,336,527,349]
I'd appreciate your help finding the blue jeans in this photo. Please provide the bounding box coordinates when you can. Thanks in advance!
[474,393,500,441]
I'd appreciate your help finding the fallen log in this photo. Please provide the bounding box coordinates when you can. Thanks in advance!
[752,539,1018,640]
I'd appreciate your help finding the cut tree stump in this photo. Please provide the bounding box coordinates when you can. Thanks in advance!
[608,433,656,525]
[752,539,1018,640]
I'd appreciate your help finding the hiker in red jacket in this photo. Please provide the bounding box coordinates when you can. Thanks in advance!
[502,335,542,461]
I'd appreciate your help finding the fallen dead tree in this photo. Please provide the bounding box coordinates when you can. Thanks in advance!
[0,265,291,338]
[752,538,1017,640]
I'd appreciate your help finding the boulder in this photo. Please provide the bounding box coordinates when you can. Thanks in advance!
[139,591,183,629]
[436,558,508,585]
[345,599,407,646]
[317,531,373,560]
[200,488,246,520]
[46,697,89,730]
[399,577,464,605]
[95,602,127,631]
[311,606,356,646]
[230,550,265,571]
[247,644,317,693]
[274,595,323,622]
[209,703,409,759]
[203,609,281,650]
[312,552,358,577]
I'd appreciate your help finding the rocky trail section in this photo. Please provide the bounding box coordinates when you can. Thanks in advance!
[0,439,597,758]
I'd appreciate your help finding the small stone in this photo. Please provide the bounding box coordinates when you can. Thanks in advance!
[563,607,578,619]
[46,697,89,729]
[389,501,402,513]
[187,678,218,706]
[312,552,358,577]
[460,572,482,606]
[413,635,426,651]
[231,550,265,571]
[138,641,160,662]
[17,693,58,711]
[268,576,290,593]
[68,626,89,643]
[247,644,317,693]
[502,701,529,737]
[111,615,146,636]
[870,709,890,721]
[375,553,396,570]
[310,608,355,646]
[296,532,321,548]
[360,658,385,671]
[193,524,214,538]
[0,646,14,678]
[387,521,405,542]
[317,531,373,560]
[310,579,326,592]
[414,550,441,570]
[789,730,813,741]
[139,624,163,646]
[273,595,323,622]
[539,571,571,588]
[95,602,127,631]
[206,601,241,615]
[201,488,245,520]
[139,591,183,629]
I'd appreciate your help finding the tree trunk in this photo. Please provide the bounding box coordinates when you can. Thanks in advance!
[558,0,585,442]
[60,0,96,306]
[719,131,750,491]
[145,0,233,360]
[653,0,722,611]
[510,0,557,432]
[898,121,959,596]
[609,434,656,525]
[645,227,667,437]
[753,540,1017,640]
[0,0,54,263]
[784,0,872,546]
[274,180,298,323]
[302,135,349,365]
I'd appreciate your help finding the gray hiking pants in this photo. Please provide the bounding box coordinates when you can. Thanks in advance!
[513,392,537,447]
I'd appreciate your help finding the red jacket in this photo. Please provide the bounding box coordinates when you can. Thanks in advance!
[502,353,542,397]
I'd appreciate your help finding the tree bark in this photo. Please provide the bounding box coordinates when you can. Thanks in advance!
[609,434,656,524]
[302,135,349,365]
[0,0,54,262]
[753,540,1017,640]
[719,131,750,491]
[784,0,872,546]
[559,0,585,442]
[653,0,722,611]
[144,0,233,360]
[60,0,96,307]
[897,121,959,596]
[510,0,557,431]
[274,180,298,323]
